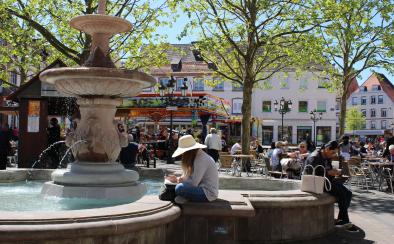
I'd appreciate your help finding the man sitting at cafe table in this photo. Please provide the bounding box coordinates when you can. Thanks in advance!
[305,140,357,232]
[383,145,394,192]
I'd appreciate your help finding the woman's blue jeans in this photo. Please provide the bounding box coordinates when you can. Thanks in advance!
[175,183,208,202]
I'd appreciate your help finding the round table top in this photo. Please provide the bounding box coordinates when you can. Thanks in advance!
[368,162,394,166]
[230,154,254,158]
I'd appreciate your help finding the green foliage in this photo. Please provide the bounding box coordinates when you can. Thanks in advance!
[0,0,177,84]
[345,107,366,131]
[308,0,394,135]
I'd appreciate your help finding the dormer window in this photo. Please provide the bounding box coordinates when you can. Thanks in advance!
[372,85,381,91]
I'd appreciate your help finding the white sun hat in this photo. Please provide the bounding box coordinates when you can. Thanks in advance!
[172,135,206,158]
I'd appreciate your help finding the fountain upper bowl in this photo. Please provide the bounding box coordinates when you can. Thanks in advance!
[40,67,156,97]
[70,14,132,35]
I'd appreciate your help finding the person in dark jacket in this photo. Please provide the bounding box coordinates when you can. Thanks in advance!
[119,134,139,169]
[383,135,394,158]
[0,124,11,170]
[305,140,357,232]
[47,118,61,168]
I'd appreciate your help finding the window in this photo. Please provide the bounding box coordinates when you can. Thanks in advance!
[142,87,152,92]
[262,101,272,112]
[371,121,376,129]
[382,120,387,129]
[232,83,243,91]
[299,101,308,113]
[371,96,376,104]
[361,109,366,117]
[280,77,289,89]
[351,97,358,105]
[378,95,383,104]
[372,85,381,91]
[213,79,224,91]
[299,80,308,89]
[159,77,169,86]
[193,78,204,91]
[317,80,326,88]
[381,108,387,117]
[176,77,184,91]
[370,108,376,117]
[262,126,274,145]
[232,98,243,114]
[361,86,367,92]
[361,96,366,105]
[10,72,17,85]
[316,101,326,112]
[278,126,293,144]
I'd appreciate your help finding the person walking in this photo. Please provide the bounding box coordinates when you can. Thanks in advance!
[204,128,222,162]
[165,135,218,203]
[119,134,139,169]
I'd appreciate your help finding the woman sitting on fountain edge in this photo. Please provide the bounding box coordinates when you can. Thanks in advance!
[165,135,219,204]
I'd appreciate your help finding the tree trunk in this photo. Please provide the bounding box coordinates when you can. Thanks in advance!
[241,81,252,155]
[339,88,347,138]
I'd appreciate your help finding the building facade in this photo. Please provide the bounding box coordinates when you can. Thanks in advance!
[147,44,339,145]
[347,73,394,134]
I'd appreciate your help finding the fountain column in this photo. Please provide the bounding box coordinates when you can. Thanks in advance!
[39,0,156,200]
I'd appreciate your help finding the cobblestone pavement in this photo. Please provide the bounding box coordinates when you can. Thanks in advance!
[154,160,394,243]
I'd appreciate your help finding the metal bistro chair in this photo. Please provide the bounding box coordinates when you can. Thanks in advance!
[381,168,393,194]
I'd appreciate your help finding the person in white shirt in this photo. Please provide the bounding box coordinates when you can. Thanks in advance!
[165,135,219,203]
[230,139,242,155]
[204,128,222,162]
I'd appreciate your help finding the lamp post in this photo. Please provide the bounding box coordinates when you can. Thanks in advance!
[274,97,292,141]
[310,109,323,145]
[158,76,188,164]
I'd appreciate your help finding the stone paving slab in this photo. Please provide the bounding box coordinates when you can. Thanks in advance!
[155,160,394,244]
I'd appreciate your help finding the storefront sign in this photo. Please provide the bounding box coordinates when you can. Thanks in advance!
[27,101,40,132]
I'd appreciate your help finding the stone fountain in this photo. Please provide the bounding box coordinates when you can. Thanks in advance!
[39,0,156,200]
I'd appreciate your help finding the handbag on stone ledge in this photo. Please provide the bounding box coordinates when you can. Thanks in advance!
[158,179,177,201]
[301,165,331,194]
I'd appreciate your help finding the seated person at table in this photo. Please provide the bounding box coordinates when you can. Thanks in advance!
[230,139,242,155]
[271,141,284,172]
[305,141,357,231]
[284,141,310,178]
[383,145,394,191]
[165,135,219,204]
[358,141,368,158]
[339,136,352,161]
[119,134,139,169]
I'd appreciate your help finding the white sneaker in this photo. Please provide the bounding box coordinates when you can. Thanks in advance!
[174,196,188,204]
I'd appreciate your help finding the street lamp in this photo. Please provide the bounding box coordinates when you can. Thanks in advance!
[158,76,188,164]
[274,97,292,141]
[310,109,323,145]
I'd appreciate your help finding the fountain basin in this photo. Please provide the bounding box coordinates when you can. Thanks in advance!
[39,67,156,97]
[70,14,132,35]
[0,170,335,243]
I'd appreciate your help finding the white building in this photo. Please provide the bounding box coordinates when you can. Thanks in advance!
[148,44,342,145]
[347,73,394,135]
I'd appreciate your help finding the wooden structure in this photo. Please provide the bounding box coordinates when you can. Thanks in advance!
[8,60,77,168]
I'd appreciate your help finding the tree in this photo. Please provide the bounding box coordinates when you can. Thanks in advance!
[311,0,394,137]
[0,0,176,83]
[179,0,317,153]
[345,106,365,133]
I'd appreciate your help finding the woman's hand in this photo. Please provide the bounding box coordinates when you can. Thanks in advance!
[165,175,178,183]
[178,176,186,183]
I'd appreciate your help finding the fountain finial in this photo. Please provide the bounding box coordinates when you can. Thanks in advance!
[98,0,106,15]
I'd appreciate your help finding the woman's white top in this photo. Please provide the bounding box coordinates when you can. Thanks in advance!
[183,149,219,201]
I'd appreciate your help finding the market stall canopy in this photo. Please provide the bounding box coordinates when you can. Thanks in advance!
[116,92,230,121]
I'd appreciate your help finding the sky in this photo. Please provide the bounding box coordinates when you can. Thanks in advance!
[156,15,394,86]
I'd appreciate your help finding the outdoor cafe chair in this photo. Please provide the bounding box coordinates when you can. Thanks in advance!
[381,168,393,194]
[218,154,234,175]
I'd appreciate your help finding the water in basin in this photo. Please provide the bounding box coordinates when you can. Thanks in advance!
[0,179,162,212]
